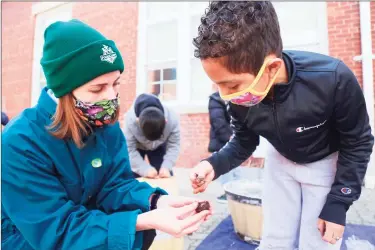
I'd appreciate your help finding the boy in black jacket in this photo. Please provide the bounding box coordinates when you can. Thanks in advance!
[190,2,374,249]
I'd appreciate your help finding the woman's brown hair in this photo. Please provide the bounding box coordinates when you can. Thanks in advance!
[48,93,120,148]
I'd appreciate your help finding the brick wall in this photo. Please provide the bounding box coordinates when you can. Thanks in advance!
[327,1,375,135]
[327,2,363,85]
[1,2,34,119]
[176,114,211,167]
[1,2,138,119]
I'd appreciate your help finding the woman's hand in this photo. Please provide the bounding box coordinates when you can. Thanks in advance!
[136,202,210,237]
[157,195,213,221]
[156,195,198,208]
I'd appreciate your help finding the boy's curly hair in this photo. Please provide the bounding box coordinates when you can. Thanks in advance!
[193,1,283,75]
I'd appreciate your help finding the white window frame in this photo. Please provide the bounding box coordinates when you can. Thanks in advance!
[147,61,178,102]
[274,2,329,54]
[137,2,329,114]
[31,3,72,106]
[317,2,329,55]
[137,2,208,114]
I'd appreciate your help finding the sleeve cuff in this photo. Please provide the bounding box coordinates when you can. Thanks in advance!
[137,185,168,212]
[108,210,143,250]
[204,155,228,181]
[155,187,168,196]
[319,197,350,226]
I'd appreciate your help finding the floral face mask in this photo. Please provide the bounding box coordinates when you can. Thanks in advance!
[74,96,119,127]
[220,59,281,107]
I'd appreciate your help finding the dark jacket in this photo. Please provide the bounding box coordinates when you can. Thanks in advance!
[208,92,233,152]
[206,50,374,226]
[1,112,9,126]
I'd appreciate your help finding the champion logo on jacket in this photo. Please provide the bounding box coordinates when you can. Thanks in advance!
[296,120,327,133]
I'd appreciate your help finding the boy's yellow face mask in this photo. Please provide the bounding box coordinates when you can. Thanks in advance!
[220,59,281,107]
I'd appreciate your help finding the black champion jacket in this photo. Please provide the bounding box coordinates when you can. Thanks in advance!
[206,50,374,226]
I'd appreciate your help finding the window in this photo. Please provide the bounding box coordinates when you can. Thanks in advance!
[145,20,178,101]
[190,13,212,102]
[137,2,212,111]
[146,2,180,22]
[148,67,177,101]
[273,2,328,54]
[31,3,72,106]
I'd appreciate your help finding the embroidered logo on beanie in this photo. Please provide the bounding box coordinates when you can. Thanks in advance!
[100,45,117,64]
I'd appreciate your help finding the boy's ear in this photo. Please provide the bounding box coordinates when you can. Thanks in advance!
[136,118,139,123]
[165,119,168,124]
[266,58,283,77]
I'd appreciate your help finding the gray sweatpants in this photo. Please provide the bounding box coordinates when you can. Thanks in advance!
[259,146,342,250]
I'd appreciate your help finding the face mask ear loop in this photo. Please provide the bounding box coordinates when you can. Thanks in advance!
[220,59,272,101]
[249,67,281,96]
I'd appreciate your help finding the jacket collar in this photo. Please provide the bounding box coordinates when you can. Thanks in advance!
[37,87,57,119]
[263,51,296,104]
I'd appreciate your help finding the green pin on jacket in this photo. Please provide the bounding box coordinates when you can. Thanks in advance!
[91,158,102,168]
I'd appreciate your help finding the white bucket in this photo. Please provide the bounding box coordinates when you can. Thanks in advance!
[223,179,263,245]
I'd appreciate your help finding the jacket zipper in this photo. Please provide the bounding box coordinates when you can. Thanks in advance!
[272,101,285,145]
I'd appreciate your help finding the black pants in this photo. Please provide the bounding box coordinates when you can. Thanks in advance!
[142,230,157,250]
[133,144,173,178]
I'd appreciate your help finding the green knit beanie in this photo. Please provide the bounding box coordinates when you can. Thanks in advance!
[41,19,124,98]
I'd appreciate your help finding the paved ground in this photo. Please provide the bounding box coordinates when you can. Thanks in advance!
[171,168,375,250]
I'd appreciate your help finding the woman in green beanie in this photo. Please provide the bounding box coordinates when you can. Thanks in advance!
[1,19,211,250]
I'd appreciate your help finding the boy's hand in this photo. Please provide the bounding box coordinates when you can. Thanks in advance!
[145,167,158,179]
[159,168,171,178]
[190,161,215,194]
[318,219,345,245]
